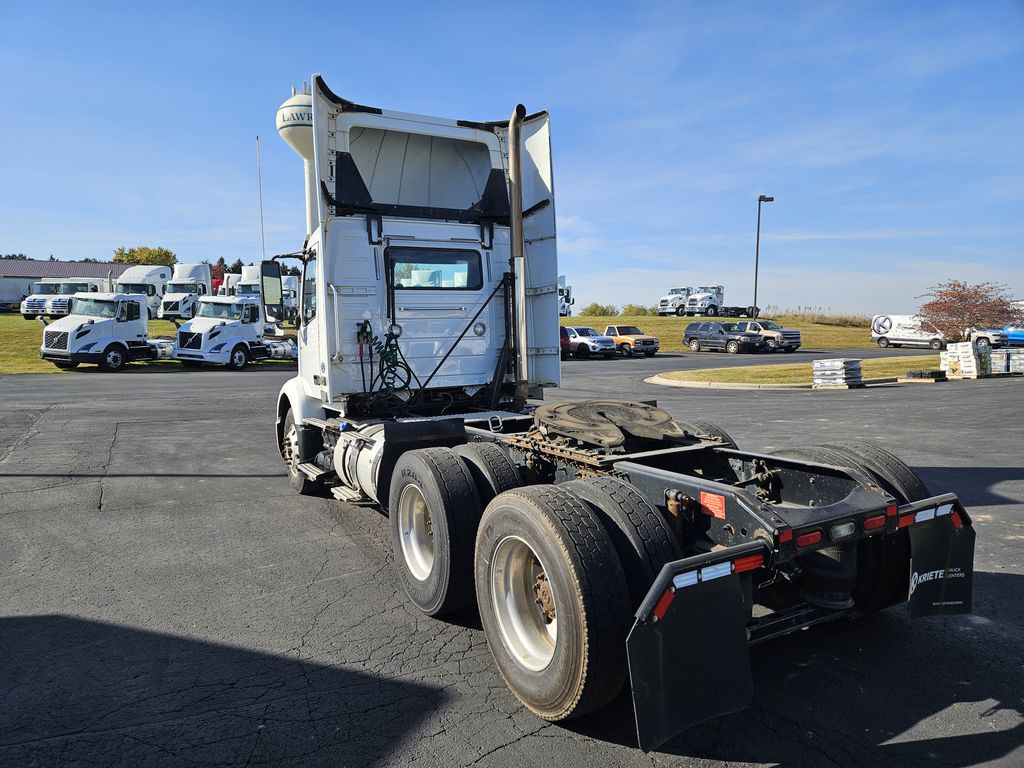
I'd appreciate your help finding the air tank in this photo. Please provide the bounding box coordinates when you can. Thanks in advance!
[276,85,316,236]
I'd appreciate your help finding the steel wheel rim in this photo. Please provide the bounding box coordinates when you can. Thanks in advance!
[398,484,434,581]
[107,350,122,367]
[233,349,246,367]
[490,535,557,672]
[283,424,300,476]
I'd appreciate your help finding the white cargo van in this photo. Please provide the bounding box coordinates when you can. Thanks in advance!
[870,314,945,350]
[115,265,171,319]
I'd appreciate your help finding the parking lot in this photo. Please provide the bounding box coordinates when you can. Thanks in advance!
[1,357,1022,768]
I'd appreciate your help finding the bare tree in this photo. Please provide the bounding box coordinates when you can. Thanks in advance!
[918,280,1024,341]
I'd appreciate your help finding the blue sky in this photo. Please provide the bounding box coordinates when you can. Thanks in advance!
[1,1,1021,313]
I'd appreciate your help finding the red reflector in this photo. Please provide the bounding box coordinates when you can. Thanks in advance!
[898,515,915,529]
[951,510,963,530]
[652,588,675,621]
[778,529,793,543]
[795,530,822,548]
[863,514,886,531]
[886,504,898,517]
[734,554,765,573]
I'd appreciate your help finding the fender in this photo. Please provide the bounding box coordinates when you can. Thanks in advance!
[275,375,326,459]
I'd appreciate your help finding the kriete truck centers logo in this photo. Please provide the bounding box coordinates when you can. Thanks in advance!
[909,566,966,596]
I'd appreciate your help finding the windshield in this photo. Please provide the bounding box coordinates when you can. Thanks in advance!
[235,283,260,295]
[167,282,198,293]
[116,283,148,293]
[31,282,59,294]
[697,286,718,293]
[58,283,91,294]
[72,298,117,318]
[668,288,688,296]
[617,326,643,335]
[760,321,782,330]
[197,302,241,320]
[574,327,600,337]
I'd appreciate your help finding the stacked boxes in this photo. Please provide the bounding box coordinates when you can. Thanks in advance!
[945,342,992,379]
[812,358,863,388]
[990,348,1010,374]
[1011,349,1024,374]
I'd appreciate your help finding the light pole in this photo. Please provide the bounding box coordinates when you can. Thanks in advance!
[753,194,774,316]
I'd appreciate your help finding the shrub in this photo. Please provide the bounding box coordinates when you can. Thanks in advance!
[619,303,655,316]
[578,302,618,316]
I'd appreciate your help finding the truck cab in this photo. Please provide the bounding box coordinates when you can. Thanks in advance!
[115,265,171,320]
[656,286,695,316]
[684,285,726,316]
[160,263,213,320]
[39,292,154,371]
[20,278,63,319]
[234,265,261,298]
[173,295,293,370]
[558,275,574,317]
[35,277,111,319]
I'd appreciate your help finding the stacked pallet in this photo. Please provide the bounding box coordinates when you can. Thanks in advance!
[990,348,1010,374]
[945,342,992,379]
[812,358,863,389]
[1009,349,1024,374]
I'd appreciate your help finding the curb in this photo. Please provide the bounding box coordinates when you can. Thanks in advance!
[645,375,899,391]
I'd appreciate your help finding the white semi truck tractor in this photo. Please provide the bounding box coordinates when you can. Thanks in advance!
[115,264,171,319]
[159,263,213,320]
[262,75,976,751]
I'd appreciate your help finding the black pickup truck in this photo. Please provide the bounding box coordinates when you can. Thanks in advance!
[684,321,765,353]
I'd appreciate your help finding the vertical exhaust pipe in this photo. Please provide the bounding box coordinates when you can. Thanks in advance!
[508,104,529,403]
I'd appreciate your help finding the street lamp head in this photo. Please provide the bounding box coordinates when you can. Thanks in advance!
[759,195,775,203]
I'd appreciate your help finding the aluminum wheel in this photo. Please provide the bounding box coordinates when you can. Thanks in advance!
[283,422,301,476]
[398,484,434,581]
[490,535,557,672]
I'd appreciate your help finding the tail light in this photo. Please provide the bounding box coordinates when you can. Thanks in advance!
[863,514,886,531]
[795,530,822,549]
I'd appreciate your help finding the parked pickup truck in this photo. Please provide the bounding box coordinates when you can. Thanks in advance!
[604,325,660,357]
[735,319,801,352]
[684,321,765,353]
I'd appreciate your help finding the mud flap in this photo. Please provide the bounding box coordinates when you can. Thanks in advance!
[627,543,764,752]
[906,499,975,618]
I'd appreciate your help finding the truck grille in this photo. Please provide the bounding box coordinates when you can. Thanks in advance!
[44,331,68,350]
[48,298,71,312]
[163,301,179,312]
[25,298,48,311]
[178,331,202,350]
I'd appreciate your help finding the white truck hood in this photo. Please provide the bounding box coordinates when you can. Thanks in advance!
[164,292,197,302]
[45,314,113,334]
[180,317,235,334]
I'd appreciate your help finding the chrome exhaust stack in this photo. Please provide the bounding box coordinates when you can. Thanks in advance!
[507,104,529,405]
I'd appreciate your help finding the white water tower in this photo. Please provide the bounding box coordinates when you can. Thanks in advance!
[276,84,316,236]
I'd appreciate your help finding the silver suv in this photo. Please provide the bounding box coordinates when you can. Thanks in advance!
[564,326,617,359]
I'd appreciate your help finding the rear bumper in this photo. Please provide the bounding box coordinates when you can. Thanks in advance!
[627,492,975,751]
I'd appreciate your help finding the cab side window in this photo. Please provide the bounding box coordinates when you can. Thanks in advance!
[302,256,317,324]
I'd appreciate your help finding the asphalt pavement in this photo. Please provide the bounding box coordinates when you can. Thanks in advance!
[1,354,1021,768]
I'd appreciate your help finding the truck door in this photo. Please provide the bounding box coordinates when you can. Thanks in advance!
[298,245,328,399]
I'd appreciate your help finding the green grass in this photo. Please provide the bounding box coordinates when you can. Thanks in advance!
[563,314,873,352]
[0,314,296,374]
[658,355,941,385]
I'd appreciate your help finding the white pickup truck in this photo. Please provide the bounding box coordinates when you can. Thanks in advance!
[172,295,295,370]
[38,293,173,371]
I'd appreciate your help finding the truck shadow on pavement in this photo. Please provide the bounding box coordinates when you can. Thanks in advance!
[915,465,1024,509]
[567,570,1022,767]
[0,615,445,767]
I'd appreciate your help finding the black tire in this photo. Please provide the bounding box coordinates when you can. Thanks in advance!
[974,336,990,347]
[620,343,633,357]
[688,338,701,352]
[877,337,890,348]
[454,442,520,507]
[726,340,740,354]
[773,442,927,613]
[929,339,944,350]
[22,314,32,321]
[390,447,483,616]
[705,305,718,317]
[765,338,778,352]
[675,306,686,317]
[227,344,249,371]
[281,410,322,496]
[675,418,737,448]
[560,477,681,607]
[53,361,78,370]
[100,344,127,372]
[575,344,590,359]
[475,485,631,720]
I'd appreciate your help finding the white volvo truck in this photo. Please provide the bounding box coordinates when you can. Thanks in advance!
[22,276,111,319]
[262,76,976,752]
[159,263,213,320]
[172,294,295,369]
[114,264,171,319]
[234,265,261,297]
[39,293,173,371]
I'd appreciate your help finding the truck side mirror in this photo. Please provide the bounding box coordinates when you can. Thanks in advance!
[260,261,283,324]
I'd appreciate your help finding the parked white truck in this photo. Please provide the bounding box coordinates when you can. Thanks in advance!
[656,286,696,316]
[219,272,242,296]
[39,293,173,371]
[682,285,758,318]
[260,76,975,752]
[172,294,295,370]
[159,263,213,320]
[557,274,574,316]
[114,265,171,319]
[233,265,261,297]
[21,276,112,319]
